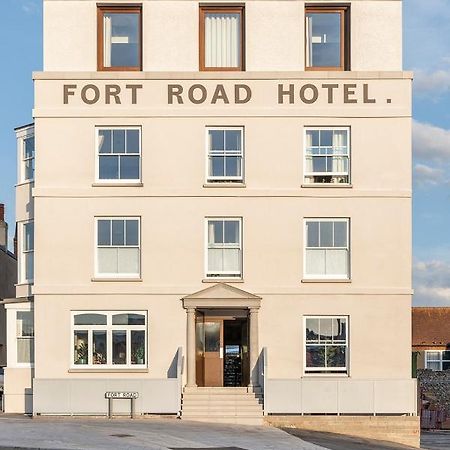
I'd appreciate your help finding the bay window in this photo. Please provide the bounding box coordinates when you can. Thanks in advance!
[206,218,242,278]
[305,6,349,71]
[305,316,348,374]
[304,128,350,184]
[17,311,34,365]
[206,128,244,182]
[21,221,34,283]
[22,136,35,182]
[304,219,350,279]
[97,5,142,71]
[200,6,245,71]
[72,311,147,368]
[95,217,140,278]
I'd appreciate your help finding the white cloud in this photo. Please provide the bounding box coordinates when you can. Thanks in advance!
[414,260,450,306]
[20,1,39,15]
[413,121,450,163]
[414,70,450,96]
[414,163,445,186]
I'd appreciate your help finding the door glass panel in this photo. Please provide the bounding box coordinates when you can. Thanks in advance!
[204,322,220,352]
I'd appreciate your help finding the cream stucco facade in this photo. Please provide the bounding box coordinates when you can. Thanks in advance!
[6,0,415,424]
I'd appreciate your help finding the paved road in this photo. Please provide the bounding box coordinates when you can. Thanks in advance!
[421,431,450,450]
[0,416,325,450]
[284,429,417,450]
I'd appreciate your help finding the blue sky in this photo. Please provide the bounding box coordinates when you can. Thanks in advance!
[0,0,449,305]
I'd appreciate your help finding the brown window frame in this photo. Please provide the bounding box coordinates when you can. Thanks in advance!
[97,4,143,72]
[305,5,350,71]
[199,4,245,72]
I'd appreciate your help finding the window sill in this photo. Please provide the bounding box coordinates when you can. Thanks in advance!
[92,182,143,187]
[68,368,148,373]
[15,282,33,287]
[301,279,351,283]
[15,180,34,188]
[301,184,352,188]
[203,183,246,188]
[302,373,349,378]
[91,277,143,282]
[202,278,244,283]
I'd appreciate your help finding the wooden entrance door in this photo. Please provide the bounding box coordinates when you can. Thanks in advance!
[196,314,224,387]
[203,319,223,387]
[195,314,250,387]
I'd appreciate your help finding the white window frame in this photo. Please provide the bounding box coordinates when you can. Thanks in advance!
[19,220,34,284]
[303,218,350,280]
[303,127,350,185]
[95,127,142,183]
[205,127,244,183]
[21,135,35,183]
[205,217,243,279]
[71,311,147,369]
[425,350,450,371]
[303,315,349,376]
[6,303,34,369]
[94,217,141,279]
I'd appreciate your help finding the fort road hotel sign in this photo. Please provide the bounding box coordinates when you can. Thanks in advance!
[32,77,410,115]
[60,80,403,107]
[63,82,392,105]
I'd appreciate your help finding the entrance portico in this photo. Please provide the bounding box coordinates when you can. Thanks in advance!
[182,284,261,388]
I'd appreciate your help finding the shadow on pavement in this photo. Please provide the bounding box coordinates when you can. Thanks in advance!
[282,428,418,450]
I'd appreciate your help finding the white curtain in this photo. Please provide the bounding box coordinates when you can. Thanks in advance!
[205,13,240,68]
[104,15,112,67]
[305,15,313,67]
[305,131,313,173]
[17,338,34,364]
[332,130,347,173]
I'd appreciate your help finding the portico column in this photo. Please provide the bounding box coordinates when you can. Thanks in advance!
[186,307,197,387]
[248,307,260,387]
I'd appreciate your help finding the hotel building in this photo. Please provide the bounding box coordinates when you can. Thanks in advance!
[5,0,417,439]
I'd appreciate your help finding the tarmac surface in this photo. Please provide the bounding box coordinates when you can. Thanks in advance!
[0,416,445,450]
[0,416,325,450]
[283,429,419,450]
[420,430,450,450]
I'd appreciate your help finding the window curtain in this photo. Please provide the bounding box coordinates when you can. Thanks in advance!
[332,130,347,173]
[104,15,112,67]
[305,15,313,67]
[205,13,240,67]
[305,131,313,173]
[17,338,34,364]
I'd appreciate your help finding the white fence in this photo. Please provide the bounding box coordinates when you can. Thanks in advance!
[265,377,417,415]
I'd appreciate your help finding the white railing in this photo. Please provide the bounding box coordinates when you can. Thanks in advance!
[176,346,183,417]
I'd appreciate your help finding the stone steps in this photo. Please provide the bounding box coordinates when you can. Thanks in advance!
[180,386,264,425]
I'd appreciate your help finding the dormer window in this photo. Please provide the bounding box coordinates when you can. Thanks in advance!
[97,5,142,71]
[305,6,349,71]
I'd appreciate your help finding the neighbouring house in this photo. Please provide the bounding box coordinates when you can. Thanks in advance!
[0,204,17,367]
[413,307,450,430]
[413,307,450,372]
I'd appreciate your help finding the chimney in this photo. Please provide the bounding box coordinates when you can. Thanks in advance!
[0,204,8,251]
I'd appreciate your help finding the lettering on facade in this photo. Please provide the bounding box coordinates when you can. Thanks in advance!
[62,82,382,106]
[277,83,376,104]
[63,84,143,105]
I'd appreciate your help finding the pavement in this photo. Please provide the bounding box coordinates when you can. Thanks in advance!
[420,430,450,450]
[0,416,325,450]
